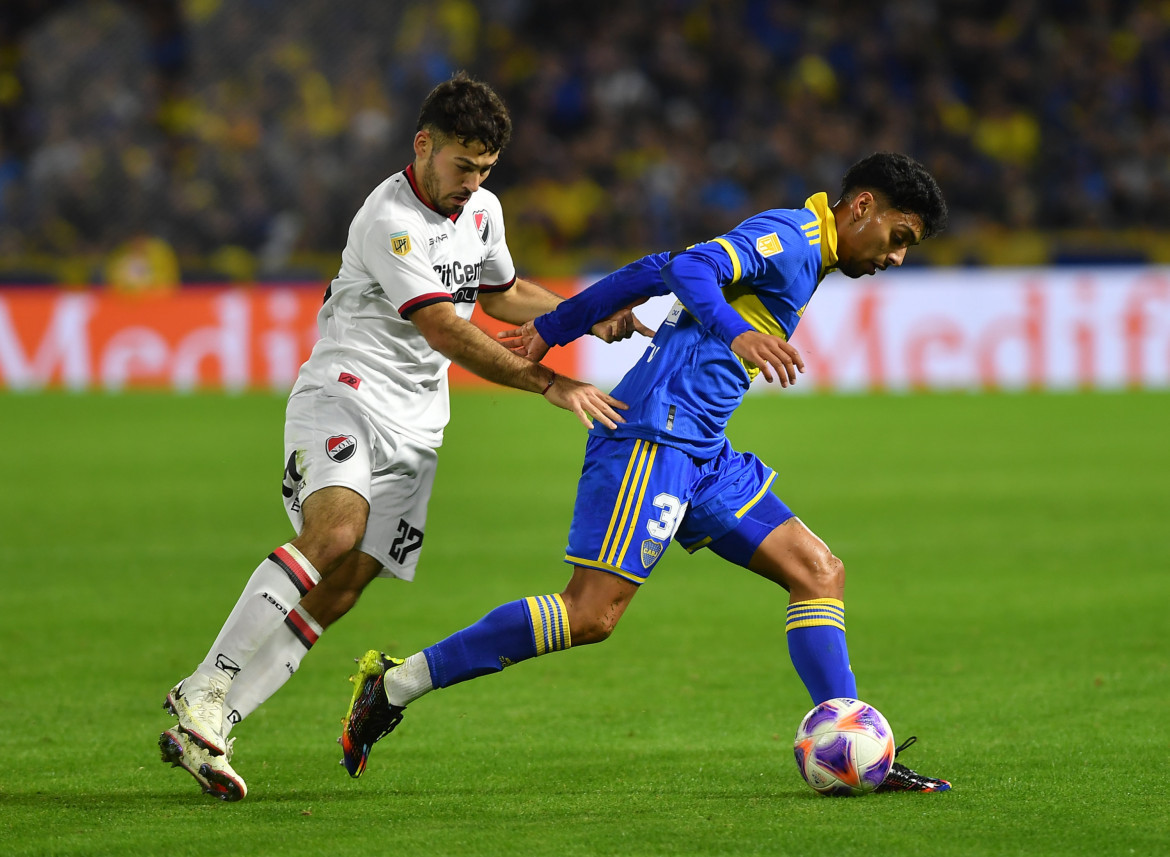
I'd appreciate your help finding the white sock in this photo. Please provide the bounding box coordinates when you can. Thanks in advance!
[223,605,324,733]
[197,544,321,686]
[384,652,434,707]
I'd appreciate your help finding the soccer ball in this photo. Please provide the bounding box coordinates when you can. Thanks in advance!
[793,697,895,796]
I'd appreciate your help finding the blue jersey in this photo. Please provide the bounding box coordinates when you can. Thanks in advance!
[575,193,839,459]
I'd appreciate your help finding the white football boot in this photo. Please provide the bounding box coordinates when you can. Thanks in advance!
[164,672,230,756]
[159,727,247,801]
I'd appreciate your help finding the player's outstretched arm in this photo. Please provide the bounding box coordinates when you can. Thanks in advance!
[499,303,655,361]
[589,300,657,344]
[477,277,562,326]
[523,255,670,349]
[410,301,626,429]
[729,330,805,386]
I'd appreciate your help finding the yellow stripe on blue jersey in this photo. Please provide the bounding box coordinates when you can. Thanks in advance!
[563,555,649,585]
[712,238,742,283]
[803,192,839,270]
[679,468,775,554]
[723,285,788,339]
[785,598,846,633]
[801,215,821,246]
[600,440,658,566]
[525,594,571,655]
[615,442,657,567]
[722,284,789,381]
[600,439,646,560]
[678,535,712,554]
[736,470,776,517]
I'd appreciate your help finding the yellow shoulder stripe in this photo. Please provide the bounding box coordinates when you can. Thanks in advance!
[712,237,742,284]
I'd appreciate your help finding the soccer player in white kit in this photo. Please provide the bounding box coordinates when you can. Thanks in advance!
[158,73,648,801]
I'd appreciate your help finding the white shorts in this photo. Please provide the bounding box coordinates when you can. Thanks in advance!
[282,390,437,580]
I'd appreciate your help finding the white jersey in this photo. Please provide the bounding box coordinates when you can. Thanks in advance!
[291,165,516,448]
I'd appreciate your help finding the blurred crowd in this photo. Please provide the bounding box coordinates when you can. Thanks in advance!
[2,0,1170,286]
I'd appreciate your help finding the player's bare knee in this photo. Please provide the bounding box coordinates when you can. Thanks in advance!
[293,524,364,574]
[807,550,845,598]
[296,487,369,572]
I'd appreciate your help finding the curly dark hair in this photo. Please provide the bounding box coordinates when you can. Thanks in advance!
[416,72,512,154]
[842,153,948,239]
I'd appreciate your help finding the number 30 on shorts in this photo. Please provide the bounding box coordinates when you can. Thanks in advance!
[646,493,684,540]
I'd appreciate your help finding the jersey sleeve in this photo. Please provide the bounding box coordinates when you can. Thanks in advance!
[360,213,452,318]
[477,192,517,293]
[659,250,753,345]
[533,252,672,347]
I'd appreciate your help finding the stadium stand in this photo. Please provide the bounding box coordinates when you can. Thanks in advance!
[2,0,1169,285]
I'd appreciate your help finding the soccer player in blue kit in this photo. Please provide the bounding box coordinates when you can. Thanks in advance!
[339,152,952,791]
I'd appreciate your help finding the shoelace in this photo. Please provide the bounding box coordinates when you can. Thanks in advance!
[894,736,917,757]
[371,708,404,743]
[186,681,227,713]
[881,735,950,790]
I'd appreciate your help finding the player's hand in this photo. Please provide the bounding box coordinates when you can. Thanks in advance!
[497,321,549,362]
[590,303,657,343]
[730,330,805,387]
[542,374,628,430]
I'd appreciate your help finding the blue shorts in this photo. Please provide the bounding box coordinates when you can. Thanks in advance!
[564,435,794,584]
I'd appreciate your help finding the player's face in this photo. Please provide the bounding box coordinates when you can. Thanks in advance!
[835,192,925,278]
[414,130,499,217]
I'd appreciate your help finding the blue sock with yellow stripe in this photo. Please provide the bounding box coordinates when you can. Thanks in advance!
[423,594,572,689]
[785,598,857,704]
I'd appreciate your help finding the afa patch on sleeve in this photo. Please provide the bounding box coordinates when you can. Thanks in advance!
[756,233,783,256]
[390,231,411,256]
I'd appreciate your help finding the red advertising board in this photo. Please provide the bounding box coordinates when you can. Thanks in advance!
[3,269,1169,393]
[0,281,583,392]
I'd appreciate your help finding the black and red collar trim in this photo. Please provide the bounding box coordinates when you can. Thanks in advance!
[404,164,461,222]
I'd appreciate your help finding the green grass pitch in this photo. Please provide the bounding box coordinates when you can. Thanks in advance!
[1,389,1167,856]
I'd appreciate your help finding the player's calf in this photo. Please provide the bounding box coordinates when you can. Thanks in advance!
[560,566,638,645]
